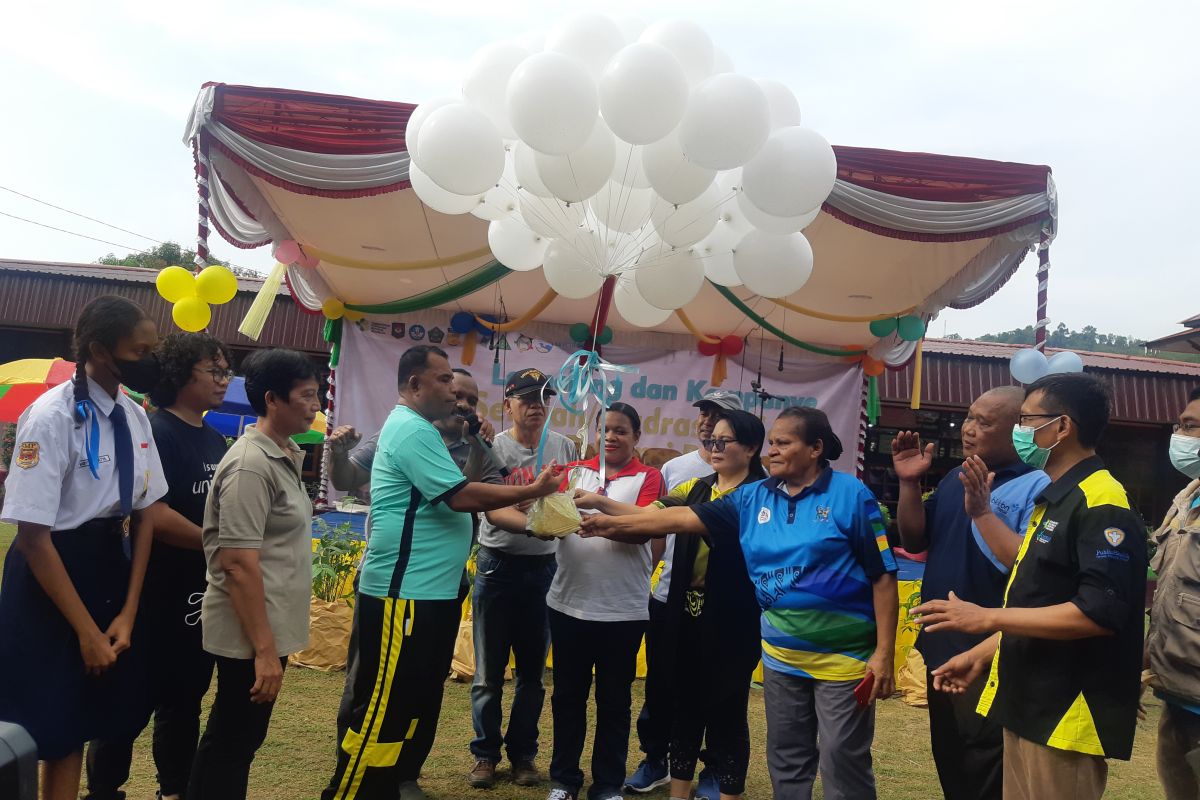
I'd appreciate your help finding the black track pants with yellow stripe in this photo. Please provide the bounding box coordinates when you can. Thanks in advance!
[322,594,461,800]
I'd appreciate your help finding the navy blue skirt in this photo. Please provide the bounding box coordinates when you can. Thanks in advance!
[0,519,150,760]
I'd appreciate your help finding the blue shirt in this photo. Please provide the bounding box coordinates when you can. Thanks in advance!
[695,468,898,680]
[359,405,471,600]
[916,462,1049,669]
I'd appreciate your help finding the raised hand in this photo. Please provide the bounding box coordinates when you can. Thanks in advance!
[959,455,995,519]
[892,431,934,483]
[327,425,360,455]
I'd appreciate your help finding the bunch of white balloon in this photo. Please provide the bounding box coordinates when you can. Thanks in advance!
[407,13,837,328]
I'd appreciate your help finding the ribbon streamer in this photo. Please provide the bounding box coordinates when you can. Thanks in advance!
[769,297,917,323]
[909,338,924,410]
[866,376,882,425]
[476,289,559,333]
[674,309,722,345]
[303,245,492,272]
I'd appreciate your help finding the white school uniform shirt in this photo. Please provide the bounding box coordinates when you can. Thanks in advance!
[2,377,168,530]
[652,449,714,603]
[546,456,664,622]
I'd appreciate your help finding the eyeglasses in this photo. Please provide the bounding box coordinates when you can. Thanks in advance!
[1017,413,1065,425]
[197,367,235,383]
[701,437,737,453]
[1174,422,1200,436]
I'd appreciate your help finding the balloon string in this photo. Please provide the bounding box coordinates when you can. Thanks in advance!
[535,349,638,476]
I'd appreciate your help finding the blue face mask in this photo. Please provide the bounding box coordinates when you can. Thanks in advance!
[1169,433,1200,479]
[1012,417,1062,469]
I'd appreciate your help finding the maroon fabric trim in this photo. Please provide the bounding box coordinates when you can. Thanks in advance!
[283,272,324,315]
[210,83,414,155]
[208,213,270,250]
[204,134,411,198]
[822,202,1049,243]
[945,257,1025,311]
[832,145,1051,202]
[217,174,259,221]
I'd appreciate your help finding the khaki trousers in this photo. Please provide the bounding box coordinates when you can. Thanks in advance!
[1002,729,1107,800]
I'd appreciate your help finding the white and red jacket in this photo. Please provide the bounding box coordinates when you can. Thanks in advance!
[547,457,664,622]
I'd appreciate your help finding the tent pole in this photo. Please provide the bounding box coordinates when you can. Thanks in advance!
[1034,230,1050,351]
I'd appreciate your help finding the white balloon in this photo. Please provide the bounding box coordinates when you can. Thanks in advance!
[409,162,479,215]
[711,47,735,75]
[639,19,713,85]
[742,126,837,218]
[487,218,548,271]
[733,230,814,298]
[706,206,753,252]
[695,240,741,286]
[542,236,606,299]
[535,120,615,202]
[507,51,599,156]
[471,186,517,220]
[417,103,505,195]
[546,13,626,79]
[612,140,651,189]
[589,181,656,233]
[513,141,553,197]
[679,73,770,170]
[615,16,646,44]
[406,97,456,167]
[652,187,720,247]
[757,79,802,130]
[462,43,529,139]
[737,191,820,234]
[642,130,716,205]
[599,42,689,145]
[635,249,705,309]
[519,191,584,238]
[513,30,545,53]
[615,274,673,327]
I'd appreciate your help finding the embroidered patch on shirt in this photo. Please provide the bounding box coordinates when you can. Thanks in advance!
[758,507,771,524]
[15,442,39,469]
[1043,520,1059,532]
[1104,528,1125,546]
[815,506,830,522]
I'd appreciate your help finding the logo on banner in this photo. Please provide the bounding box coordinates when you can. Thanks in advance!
[391,323,406,339]
[516,334,533,352]
[409,325,426,341]
[758,507,771,524]
[1103,528,1125,547]
[428,327,445,344]
[534,340,553,354]
[370,322,388,336]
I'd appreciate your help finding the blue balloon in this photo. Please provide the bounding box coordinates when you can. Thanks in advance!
[1047,351,1084,374]
[450,311,476,334]
[1009,348,1049,385]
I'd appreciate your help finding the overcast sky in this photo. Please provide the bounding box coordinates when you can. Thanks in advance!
[1,0,1193,340]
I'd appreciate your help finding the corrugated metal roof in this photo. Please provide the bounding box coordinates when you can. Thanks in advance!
[0,259,328,353]
[882,340,1200,424]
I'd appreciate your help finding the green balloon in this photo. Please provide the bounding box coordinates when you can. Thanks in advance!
[596,326,614,345]
[869,317,898,338]
[897,315,926,341]
[569,322,590,343]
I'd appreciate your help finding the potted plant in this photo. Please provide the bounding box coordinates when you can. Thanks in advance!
[290,518,359,671]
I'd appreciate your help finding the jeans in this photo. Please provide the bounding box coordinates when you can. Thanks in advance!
[470,547,556,764]
[548,609,646,800]
[186,655,286,800]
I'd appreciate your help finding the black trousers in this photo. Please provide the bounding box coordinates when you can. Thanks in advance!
[548,609,646,800]
[668,598,760,795]
[185,655,286,800]
[927,667,1003,800]
[635,597,673,765]
[323,594,461,800]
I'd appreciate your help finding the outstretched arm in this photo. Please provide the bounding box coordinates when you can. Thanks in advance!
[579,505,707,540]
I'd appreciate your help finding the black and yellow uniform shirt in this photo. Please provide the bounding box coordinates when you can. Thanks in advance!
[976,455,1147,760]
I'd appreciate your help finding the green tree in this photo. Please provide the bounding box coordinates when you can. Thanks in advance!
[97,242,259,278]
[964,324,1200,363]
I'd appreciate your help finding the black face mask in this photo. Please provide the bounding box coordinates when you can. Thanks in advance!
[113,354,161,394]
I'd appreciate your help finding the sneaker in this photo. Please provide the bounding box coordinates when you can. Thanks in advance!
[624,758,670,793]
[695,768,719,800]
[594,795,625,800]
[546,787,576,800]
[468,759,497,789]
[398,781,429,800]
[512,760,542,786]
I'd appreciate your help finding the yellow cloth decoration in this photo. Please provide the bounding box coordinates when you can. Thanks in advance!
[769,297,917,323]
[303,245,492,272]
[474,289,559,332]
[237,261,288,341]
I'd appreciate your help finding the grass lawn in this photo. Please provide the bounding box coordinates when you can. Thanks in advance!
[0,522,1168,798]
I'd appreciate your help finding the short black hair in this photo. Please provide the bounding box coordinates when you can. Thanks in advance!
[242,348,319,416]
[72,295,149,411]
[150,333,232,408]
[397,345,448,392]
[777,406,844,465]
[603,402,642,436]
[1025,373,1111,448]
[1190,386,1200,403]
[716,409,767,479]
[452,367,473,378]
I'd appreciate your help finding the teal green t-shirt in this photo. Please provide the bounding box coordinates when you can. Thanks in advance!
[358,405,471,600]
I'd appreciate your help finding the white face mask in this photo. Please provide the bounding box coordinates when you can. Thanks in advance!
[1169,433,1200,479]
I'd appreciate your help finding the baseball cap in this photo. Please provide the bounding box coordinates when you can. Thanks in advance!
[505,368,556,398]
[693,388,743,412]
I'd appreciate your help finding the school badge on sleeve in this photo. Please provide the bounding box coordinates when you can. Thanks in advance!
[1104,528,1125,546]
[15,442,39,469]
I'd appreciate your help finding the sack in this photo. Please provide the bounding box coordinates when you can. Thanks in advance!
[290,598,354,671]
[896,645,928,708]
[450,615,475,681]
[527,492,581,538]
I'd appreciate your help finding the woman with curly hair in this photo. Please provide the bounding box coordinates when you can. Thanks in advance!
[85,332,233,800]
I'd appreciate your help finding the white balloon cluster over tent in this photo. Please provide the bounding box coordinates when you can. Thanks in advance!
[181,25,1058,370]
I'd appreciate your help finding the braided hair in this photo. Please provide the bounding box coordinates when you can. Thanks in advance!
[72,296,149,421]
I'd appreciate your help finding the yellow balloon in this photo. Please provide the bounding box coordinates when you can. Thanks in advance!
[322,298,345,320]
[195,265,238,305]
[172,297,212,332]
[156,266,196,303]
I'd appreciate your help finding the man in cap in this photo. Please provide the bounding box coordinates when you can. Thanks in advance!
[625,389,743,797]
[467,369,580,790]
